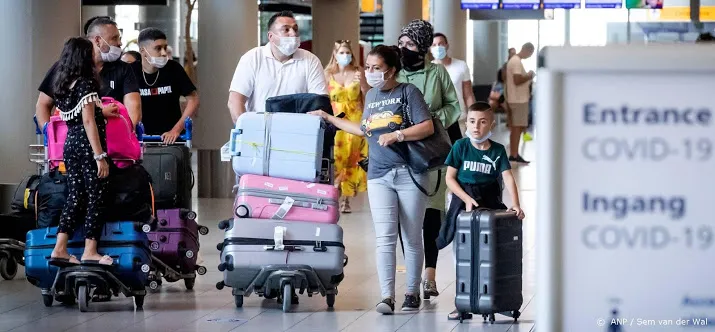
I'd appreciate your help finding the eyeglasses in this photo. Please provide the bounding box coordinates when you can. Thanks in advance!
[335,39,351,45]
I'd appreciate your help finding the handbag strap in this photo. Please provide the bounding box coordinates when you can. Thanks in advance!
[407,167,441,197]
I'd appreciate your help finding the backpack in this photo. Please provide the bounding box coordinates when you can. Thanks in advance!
[11,175,41,214]
[102,97,142,168]
[36,169,68,228]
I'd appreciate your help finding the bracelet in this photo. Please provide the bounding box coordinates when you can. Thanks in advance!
[93,152,108,161]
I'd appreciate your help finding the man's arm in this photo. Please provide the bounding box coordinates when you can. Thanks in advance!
[123,92,142,126]
[228,52,255,123]
[173,91,199,132]
[509,61,533,85]
[35,92,54,130]
[228,91,248,123]
[307,55,328,95]
[462,80,476,109]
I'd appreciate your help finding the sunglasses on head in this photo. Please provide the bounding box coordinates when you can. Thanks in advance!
[335,39,351,45]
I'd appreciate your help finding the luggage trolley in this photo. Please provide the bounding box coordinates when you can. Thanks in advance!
[140,118,209,290]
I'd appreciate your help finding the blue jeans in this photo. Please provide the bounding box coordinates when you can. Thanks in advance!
[367,166,429,299]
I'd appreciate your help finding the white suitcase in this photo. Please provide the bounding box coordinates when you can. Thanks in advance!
[230,113,325,183]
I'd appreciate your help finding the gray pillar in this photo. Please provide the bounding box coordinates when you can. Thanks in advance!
[432,0,467,61]
[312,0,360,66]
[382,0,423,46]
[0,0,80,184]
[471,21,501,85]
[196,0,258,198]
[138,0,180,52]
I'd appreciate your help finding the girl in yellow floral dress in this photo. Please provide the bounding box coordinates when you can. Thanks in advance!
[324,40,370,213]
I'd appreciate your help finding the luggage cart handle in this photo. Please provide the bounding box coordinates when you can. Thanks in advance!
[141,117,193,143]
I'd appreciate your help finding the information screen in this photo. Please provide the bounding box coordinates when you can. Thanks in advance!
[501,0,542,9]
[543,0,582,8]
[584,0,623,8]
[461,0,500,9]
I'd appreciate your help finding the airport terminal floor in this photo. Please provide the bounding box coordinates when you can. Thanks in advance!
[0,128,536,332]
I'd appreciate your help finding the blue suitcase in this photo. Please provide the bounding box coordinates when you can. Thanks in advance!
[25,221,152,295]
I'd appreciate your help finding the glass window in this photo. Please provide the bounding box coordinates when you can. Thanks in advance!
[115,5,140,51]
[569,9,629,46]
[507,9,566,73]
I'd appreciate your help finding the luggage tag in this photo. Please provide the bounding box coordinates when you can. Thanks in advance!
[271,197,295,220]
[273,226,287,251]
[220,142,232,162]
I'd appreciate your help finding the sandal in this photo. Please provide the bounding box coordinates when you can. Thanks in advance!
[49,255,80,267]
[81,255,114,266]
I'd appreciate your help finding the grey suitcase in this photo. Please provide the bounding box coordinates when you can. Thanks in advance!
[215,218,346,312]
[454,209,523,323]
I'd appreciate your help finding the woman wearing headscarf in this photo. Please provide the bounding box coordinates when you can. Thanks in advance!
[396,19,461,300]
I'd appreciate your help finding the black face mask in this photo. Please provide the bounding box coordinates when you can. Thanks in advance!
[400,47,425,72]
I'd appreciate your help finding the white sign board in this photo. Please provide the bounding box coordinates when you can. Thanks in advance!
[536,45,715,332]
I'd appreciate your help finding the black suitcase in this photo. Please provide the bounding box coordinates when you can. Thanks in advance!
[454,209,523,323]
[0,212,36,242]
[142,145,192,210]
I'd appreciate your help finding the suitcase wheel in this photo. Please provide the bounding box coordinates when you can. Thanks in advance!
[196,266,207,275]
[134,295,145,309]
[185,250,194,259]
[184,278,195,290]
[42,294,53,307]
[326,294,335,308]
[235,205,249,218]
[234,294,243,308]
[150,242,160,250]
[198,226,209,236]
[149,280,160,291]
[216,281,225,290]
[218,219,231,231]
[0,256,18,280]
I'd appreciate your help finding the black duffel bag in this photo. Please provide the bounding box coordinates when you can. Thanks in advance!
[265,93,336,158]
[104,163,153,223]
[11,175,41,214]
[36,169,67,228]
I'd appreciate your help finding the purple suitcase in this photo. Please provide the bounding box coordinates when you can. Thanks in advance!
[146,209,209,290]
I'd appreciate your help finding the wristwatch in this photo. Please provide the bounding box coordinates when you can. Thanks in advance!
[94,152,108,161]
[395,130,405,142]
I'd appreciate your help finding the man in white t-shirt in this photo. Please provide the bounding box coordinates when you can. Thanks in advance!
[227,11,328,123]
[505,42,535,164]
[431,33,476,135]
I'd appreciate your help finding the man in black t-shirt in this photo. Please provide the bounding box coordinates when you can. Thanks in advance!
[35,16,141,131]
[131,28,198,144]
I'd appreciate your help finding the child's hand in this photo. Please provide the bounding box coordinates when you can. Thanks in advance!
[96,159,109,179]
[308,110,329,120]
[465,198,479,212]
[102,103,119,118]
[510,206,525,220]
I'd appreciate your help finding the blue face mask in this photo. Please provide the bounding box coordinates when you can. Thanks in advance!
[466,130,492,144]
[430,46,447,60]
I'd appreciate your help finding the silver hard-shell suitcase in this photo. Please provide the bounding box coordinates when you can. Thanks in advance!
[216,218,346,312]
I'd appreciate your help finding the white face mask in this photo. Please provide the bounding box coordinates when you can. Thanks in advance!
[466,130,492,144]
[431,46,447,60]
[366,70,387,89]
[144,50,169,69]
[100,37,122,62]
[336,54,352,67]
[274,36,300,56]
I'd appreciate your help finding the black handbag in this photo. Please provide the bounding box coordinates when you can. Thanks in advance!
[398,87,453,197]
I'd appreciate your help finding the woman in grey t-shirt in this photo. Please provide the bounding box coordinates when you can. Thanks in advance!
[310,45,434,314]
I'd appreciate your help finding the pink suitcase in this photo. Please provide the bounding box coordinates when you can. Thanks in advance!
[234,174,339,224]
[47,98,141,169]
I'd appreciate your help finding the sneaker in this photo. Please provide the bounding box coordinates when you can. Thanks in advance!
[509,155,531,164]
[423,280,439,299]
[401,294,421,311]
[376,297,395,314]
